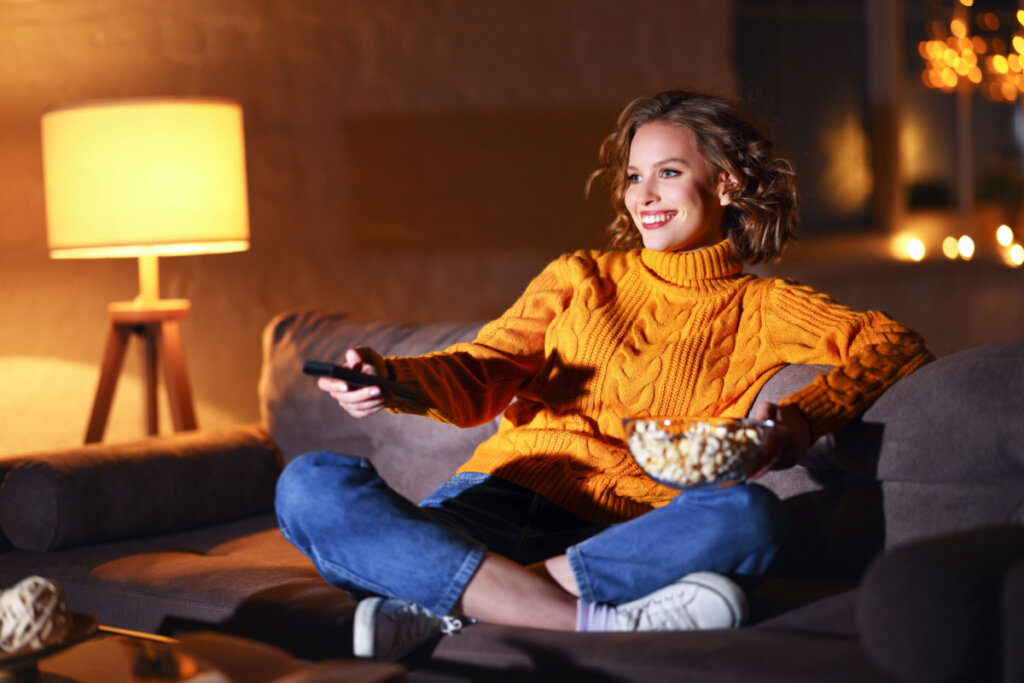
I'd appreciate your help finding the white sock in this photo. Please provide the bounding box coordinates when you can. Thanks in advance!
[575,600,618,632]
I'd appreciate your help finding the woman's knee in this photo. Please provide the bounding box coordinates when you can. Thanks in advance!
[275,451,374,528]
[680,482,788,548]
[723,483,789,554]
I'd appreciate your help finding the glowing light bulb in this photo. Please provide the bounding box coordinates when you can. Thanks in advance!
[997,224,1014,246]
[958,235,975,260]
[906,238,926,262]
[1010,243,1024,266]
[942,236,960,259]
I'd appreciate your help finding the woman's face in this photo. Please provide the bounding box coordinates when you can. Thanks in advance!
[624,121,733,253]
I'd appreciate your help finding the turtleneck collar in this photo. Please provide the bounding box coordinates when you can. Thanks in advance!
[638,240,744,289]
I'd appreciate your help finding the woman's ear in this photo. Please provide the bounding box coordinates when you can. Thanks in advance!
[717,172,739,207]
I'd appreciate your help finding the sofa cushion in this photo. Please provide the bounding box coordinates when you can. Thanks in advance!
[858,525,1024,682]
[0,514,360,661]
[0,425,280,552]
[427,600,888,683]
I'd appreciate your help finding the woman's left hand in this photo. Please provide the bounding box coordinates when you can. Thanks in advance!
[747,402,812,478]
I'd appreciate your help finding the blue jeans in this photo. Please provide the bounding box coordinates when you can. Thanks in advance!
[275,451,787,616]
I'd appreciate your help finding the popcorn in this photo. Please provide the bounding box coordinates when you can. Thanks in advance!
[0,576,70,654]
[625,418,768,488]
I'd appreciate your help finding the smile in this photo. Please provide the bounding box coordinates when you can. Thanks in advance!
[639,211,677,228]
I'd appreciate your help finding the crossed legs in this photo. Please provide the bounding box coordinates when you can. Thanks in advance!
[275,451,786,631]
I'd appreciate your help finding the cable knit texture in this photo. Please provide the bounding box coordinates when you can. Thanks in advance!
[385,241,933,524]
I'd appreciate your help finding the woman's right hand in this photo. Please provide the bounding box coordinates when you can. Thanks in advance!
[317,347,388,419]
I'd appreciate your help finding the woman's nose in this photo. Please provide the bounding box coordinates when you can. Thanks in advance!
[637,180,659,203]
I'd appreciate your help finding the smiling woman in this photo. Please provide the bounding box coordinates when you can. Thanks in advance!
[623,121,733,253]
[273,90,934,661]
[588,91,799,263]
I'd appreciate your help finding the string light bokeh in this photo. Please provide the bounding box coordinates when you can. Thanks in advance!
[920,3,1024,102]
[907,0,1024,266]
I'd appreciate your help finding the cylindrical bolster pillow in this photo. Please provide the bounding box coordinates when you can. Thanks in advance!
[0,424,281,552]
[0,457,29,552]
[859,525,1024,682]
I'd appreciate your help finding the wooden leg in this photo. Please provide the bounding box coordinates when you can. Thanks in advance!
[141,323,160,436]
[85,323,132,444]
[159,319,197,432]
[88,300,198,443]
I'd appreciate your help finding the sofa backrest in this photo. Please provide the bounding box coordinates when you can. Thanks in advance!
[259,308,495,503]
[849,340,1024,550]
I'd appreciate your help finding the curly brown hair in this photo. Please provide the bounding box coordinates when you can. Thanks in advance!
[587,91,799,263]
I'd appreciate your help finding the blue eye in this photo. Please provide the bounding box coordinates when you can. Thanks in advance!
[627,173,642,184]
[660,168,681,178]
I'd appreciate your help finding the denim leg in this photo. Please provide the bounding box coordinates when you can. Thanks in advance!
[567,483,788,605]
[274,451,486,615]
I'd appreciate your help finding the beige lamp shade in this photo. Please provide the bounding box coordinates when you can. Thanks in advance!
[41,98,250,259]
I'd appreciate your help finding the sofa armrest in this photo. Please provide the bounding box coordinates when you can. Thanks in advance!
[1004,558,1024,682]
[0,424,280,552]
[859,525,1024,682]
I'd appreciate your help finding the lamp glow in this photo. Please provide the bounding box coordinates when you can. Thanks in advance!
[42,98,249,303]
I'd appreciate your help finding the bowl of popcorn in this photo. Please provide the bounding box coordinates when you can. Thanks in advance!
[623,417,776,489]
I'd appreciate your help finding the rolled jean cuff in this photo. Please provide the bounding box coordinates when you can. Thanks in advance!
[566,544,599,604]
[435,543,487,615]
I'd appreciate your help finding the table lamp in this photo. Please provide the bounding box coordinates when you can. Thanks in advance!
[41,98,250,443]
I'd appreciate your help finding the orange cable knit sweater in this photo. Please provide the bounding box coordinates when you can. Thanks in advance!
[385,241,933,525]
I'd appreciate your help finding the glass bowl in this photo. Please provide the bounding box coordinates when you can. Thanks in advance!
[623,416,776,489]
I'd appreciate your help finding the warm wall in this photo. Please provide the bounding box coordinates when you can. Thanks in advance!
[0,0,737,455]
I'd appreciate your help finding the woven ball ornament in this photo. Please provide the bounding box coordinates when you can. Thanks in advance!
[0,576,70,653]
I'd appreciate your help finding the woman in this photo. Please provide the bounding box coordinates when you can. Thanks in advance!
[275,90,933,661]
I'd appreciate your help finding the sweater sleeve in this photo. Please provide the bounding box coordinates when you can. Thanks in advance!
[382,255,574,428]
[763,278,935,439]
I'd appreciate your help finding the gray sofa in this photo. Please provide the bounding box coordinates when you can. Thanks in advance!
[1,307,1022,682]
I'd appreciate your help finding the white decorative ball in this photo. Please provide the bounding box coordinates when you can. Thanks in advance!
[0,576,70,653]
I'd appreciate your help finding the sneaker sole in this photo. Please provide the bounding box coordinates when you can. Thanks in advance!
[353,596,383,659]
[677,571,748,628]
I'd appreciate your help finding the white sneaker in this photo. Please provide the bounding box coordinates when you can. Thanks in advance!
[614,572,748,631]
[352,597,466,661]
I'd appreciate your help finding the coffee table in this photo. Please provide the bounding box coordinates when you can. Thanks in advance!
[1,619,218,682]
[1,618,407,682]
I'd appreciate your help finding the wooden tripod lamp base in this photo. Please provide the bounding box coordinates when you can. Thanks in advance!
[85,299,198,444]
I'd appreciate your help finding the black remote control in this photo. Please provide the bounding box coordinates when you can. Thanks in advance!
[302,360,418,402]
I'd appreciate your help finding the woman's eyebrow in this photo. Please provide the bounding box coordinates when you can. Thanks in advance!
[627,157,691,171]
